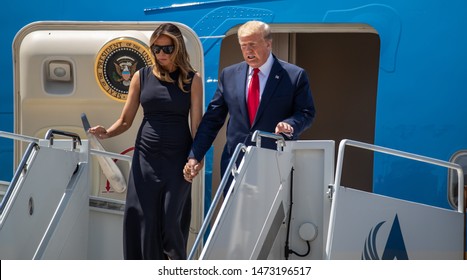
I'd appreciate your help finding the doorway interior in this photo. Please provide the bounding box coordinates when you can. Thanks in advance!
[210,24,380,195]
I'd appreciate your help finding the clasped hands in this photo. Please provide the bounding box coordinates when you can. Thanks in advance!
[183,158,203,183]
[183,122,292,183]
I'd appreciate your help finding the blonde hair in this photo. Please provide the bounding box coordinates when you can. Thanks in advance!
[149,23,195,93]
[237,20,272,41]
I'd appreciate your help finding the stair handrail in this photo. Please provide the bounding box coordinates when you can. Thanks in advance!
[251,130,285,150]
[188,142,247,260]
[332,139,464,213]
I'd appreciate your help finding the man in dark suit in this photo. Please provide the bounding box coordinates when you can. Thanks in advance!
[184,20,315,191]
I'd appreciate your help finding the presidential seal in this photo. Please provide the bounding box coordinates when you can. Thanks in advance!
[95,37,154,101]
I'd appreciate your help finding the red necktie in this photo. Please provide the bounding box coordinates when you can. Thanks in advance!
[247,68,260,126]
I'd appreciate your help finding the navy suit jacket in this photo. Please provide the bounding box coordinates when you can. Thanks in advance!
[190,55,315,175]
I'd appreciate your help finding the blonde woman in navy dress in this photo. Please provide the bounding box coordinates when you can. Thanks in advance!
[89,23,203,259]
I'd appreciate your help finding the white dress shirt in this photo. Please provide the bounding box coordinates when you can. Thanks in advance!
[246,52,274,102]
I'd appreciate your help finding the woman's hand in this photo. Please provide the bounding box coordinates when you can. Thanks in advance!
[183,159,203,182]
[88,125,109,139]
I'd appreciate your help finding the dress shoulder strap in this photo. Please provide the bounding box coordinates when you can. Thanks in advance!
[182,70,196,92]
[139,66,152,88]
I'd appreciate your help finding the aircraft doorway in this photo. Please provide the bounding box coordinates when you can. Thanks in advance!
[211,24,380,194]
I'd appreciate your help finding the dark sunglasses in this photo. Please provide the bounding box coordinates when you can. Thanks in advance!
[151,45,175,55]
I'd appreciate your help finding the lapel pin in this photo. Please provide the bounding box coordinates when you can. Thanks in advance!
[275,75,279,79]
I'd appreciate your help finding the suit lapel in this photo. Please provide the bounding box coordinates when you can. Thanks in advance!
[253,57,283,126]
[236,63,250,126]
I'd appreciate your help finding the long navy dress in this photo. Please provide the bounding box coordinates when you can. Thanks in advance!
[123,66,193,260]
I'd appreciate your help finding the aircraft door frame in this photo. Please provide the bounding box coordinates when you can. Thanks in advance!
[12,21,205,257]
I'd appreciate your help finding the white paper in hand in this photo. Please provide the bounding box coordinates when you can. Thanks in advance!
[81,113,127,193]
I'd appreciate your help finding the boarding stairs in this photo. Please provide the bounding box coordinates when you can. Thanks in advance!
[0,130,131,259]
[0,130,89,259]
[189,131,465,260]
[0,130,464,259]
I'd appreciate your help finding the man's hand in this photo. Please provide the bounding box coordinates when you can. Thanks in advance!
[275,122,294,138]
[183,158,203,182]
